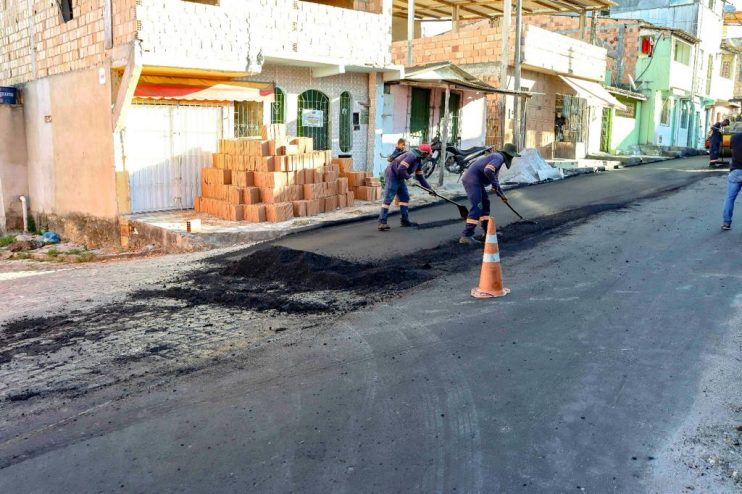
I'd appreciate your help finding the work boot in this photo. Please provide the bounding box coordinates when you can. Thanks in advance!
[722,223,731,231]
[378,222,390,232]
[459,236,482,245]
[400,218,417,227]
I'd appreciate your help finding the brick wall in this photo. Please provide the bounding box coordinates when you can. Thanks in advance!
[391,20,510,81]
[137,0,391,74]
[1,0,137,85]
[526,15,644,87]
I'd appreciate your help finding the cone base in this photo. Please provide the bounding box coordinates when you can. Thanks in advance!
[471,287,510,299]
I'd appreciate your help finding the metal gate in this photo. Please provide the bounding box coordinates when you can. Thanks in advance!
[124,103,223,213]
[298,90,330,150]
[600,107,612,153]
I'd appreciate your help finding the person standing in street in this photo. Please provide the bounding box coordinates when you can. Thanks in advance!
[378,144,434,231]
[459,143,520,244]
[709,118,730,167]
[721,131,742,231]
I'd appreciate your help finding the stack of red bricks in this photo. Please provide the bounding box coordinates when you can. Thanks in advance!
[333,157,382,201]
[194,124,359,223]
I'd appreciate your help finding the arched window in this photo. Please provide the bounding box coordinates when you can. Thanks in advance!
[271,87,285,124]
[297,89,330,150]
[339,91,353,152]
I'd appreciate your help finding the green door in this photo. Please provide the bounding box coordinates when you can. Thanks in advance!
[298,90,330,150]
[410,87,431,142]
[600,107,612,153]
[440,91,462,143]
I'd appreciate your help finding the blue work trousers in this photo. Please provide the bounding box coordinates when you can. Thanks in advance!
[723,169,742,225]
[378,168,410,223]
[462,177,490,237]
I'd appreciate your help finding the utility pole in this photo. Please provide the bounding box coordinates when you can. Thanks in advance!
[500,0,511,148]
[407,0,414,66]
[438,87,450,187]
[513,0,523,149]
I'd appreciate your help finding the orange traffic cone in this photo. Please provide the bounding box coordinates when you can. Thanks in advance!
[471,216,510,298]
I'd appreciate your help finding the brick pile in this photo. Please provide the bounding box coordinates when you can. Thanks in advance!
[332,157,382,201]
[195,124,365,223]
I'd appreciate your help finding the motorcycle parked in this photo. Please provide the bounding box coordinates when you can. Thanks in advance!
[443,144,493,175]
[384,136,493,178]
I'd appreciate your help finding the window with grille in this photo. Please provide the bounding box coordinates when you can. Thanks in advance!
[271,87,286,124]
[297,90,330,150]
[673,41,691,66]
[615,98,636,119]
[680,102,689,129]
[721,55,734,79]
[660,97,672,126]
[234,101,263,137]
[339,91,352,152]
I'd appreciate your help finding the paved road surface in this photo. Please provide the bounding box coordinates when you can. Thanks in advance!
[1,157,740,492]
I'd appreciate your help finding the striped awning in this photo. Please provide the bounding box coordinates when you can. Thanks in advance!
[393,0,614,20]
[134,76,274,102]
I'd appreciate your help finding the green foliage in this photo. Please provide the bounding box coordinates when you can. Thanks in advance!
[0,235,16,248]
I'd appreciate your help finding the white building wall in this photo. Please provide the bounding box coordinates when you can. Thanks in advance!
[459,95,487,149]
[669,60,694,93]
[522,26,608,82]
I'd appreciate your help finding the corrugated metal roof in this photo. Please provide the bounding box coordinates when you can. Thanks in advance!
[392,0,614,20]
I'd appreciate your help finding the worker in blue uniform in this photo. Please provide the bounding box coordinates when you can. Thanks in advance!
[378,143,433,231]
[459,143,520,244]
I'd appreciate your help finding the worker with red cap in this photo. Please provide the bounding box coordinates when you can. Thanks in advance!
[378,143,434,231]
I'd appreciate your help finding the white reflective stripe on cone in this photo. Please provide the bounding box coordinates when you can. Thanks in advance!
[485,234,498,244]
[483,252,501,263]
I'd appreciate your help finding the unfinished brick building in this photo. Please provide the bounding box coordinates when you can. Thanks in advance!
[391,18,623,159]
[0,0,397,241]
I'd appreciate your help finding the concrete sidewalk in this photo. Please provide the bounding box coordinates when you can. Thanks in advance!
[126,164,582,252]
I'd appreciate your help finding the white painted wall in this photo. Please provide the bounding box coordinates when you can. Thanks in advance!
[587,106,603,154]
[522,25,608,82]
[669,61,693,93]
[459,94,487,149]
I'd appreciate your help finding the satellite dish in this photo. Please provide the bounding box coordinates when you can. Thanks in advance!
[629,75,638,92]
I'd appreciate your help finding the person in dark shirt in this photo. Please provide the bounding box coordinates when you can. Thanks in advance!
[709,118,730,167]
[388,138,407,162]
[378,144,433,231]
[459,143,520,244]
[722,131,742,230]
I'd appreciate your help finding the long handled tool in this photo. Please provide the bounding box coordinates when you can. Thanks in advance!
[502,199,538,225]
[412,183,469,219]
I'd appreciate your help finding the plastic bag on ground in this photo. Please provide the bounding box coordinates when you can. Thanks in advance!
[499,148,563,184]
[42,231,61,244]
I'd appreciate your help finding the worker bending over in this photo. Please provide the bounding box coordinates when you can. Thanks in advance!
[378,144,433,231]
[459,143,519,244]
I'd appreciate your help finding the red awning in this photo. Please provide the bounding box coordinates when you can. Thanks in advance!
[134,75,274,102]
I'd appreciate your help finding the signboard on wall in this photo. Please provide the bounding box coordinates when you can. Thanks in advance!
[302,109,324,127]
